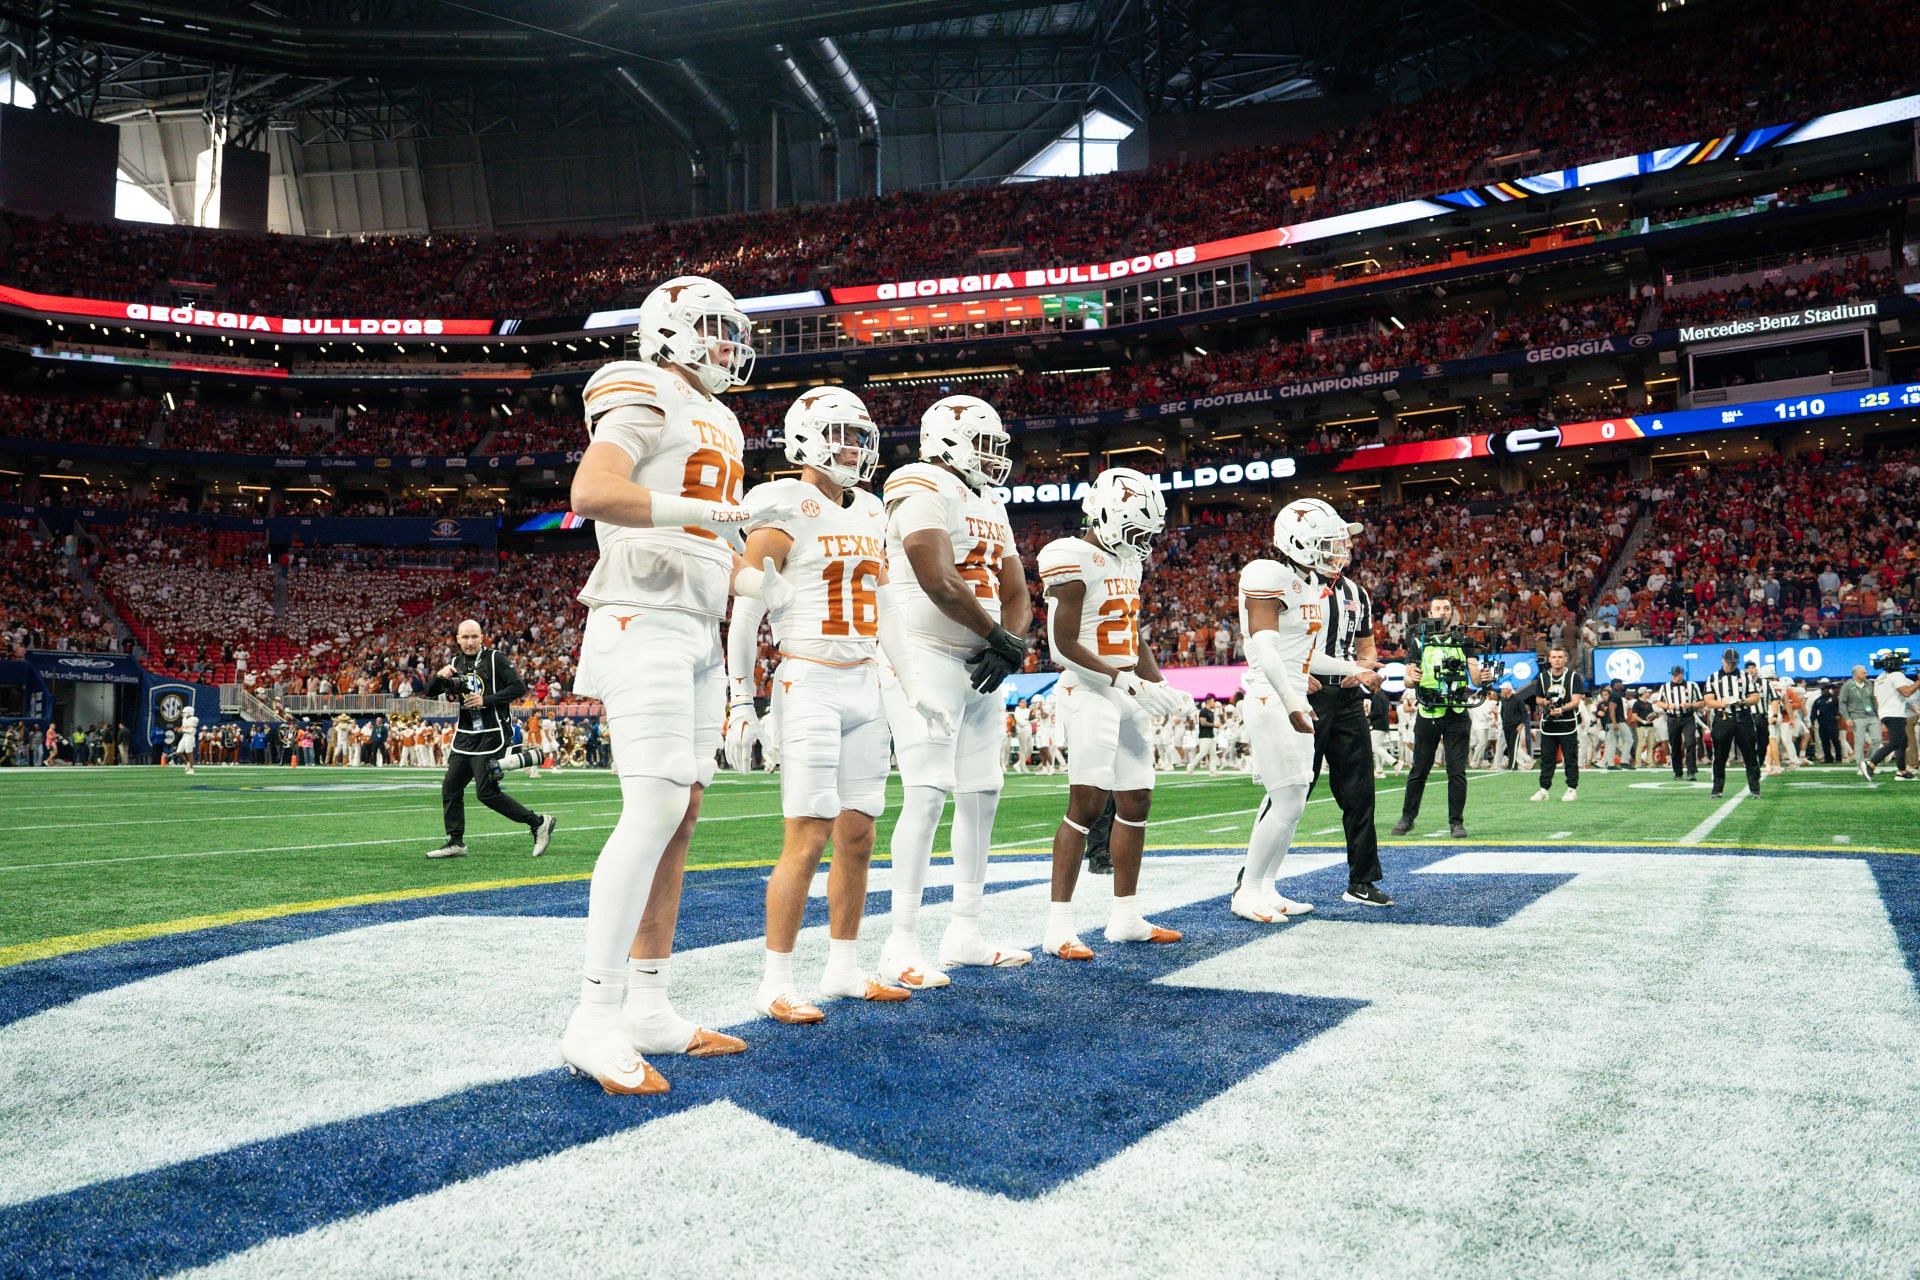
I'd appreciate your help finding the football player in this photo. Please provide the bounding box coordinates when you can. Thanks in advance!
[561,274,789,1094]
[725,387,954,1023]
[1236,498,1378,921]
[1035,468,1192,959]
[878,395,1034,985]
[174,712,198,776]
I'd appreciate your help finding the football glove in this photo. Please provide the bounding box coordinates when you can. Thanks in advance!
[724,699,759,772]
[905,693,956,742]
[966,625,1029,694]
[734,556,796,611]
[1113,670,1179,717]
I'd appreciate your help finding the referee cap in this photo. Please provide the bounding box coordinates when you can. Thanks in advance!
[1671,664,1686,676]
[1722,647,1740,663]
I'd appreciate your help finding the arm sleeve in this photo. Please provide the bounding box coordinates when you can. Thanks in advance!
[726,597,767,700]
[487,653,525,707]
[1308,651,1360,677]
[876,584,927,700]
[1246,629,1309,716]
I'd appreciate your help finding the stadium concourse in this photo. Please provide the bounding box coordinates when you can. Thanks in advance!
[4,0,1920,1273]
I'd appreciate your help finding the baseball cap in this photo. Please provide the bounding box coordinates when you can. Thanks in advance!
[1670,664,1686,675]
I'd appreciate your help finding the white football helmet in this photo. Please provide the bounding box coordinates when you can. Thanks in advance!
[1274,497,1362,576]
[631,275,755,396]
[1083,466,1167,558]
[784,386,879,488]
[920,394,1010,490]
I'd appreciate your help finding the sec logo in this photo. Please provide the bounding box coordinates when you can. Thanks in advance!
[800,498,821,518]
[1605,649,1646,682]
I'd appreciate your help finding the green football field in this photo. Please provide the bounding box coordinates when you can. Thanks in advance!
[3,759,1914,964]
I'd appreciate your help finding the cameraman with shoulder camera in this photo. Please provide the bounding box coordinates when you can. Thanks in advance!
[1390,597,1490,839]
[1860,647,1919,781]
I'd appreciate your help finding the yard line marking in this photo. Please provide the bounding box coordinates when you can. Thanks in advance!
[1680,790,1747,844]
[1832,834,1853,844]
[1206,824,1241,834]
[1309,825,1343,836]
[1550,830,1573,838]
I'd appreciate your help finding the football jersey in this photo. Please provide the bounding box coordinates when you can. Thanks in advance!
[576,359,746,619]
[1035,535,1143,681]
[1237,558,1332,700]
[745,477,888,665]
[882,462,1016,659]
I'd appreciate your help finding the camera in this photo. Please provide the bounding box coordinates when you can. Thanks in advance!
[1873,647,1918,676]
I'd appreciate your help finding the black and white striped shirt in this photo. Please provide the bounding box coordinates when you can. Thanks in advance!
[1657,679,1703,723]
[1321,576,1372,663]
[1703,670,1763,715]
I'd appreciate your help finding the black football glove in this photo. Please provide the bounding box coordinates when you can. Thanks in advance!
[966,625,1029,694]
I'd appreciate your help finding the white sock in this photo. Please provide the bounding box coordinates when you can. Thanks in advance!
[627,956,697,1054]
[581,774,689,982]
[762,947,796,991]
[950,787,1001,895]
[1246,784,1307,895]
[1108,892,1142,928]
[1045,901,1077,942]
[889,784,947,941]
[579,964,624,1011]
[823,937,859,978]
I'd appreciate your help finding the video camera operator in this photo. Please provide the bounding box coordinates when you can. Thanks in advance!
[1390,597,1496,839]
[1860,647,1920,781]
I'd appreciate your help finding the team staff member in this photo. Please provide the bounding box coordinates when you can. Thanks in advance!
[1811,682,1841,763]
[1524,646,1584,801]
[1390,597,1485,839]
[1653,665,1702,780]
[424,618,557,859]
[1840,666,1878,763]
[1861,656,1919,781]
[1307,559,1386,893]
[1701,649,1765,798]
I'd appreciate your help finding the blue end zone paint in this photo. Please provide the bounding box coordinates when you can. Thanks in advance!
[1868,857,1920,997]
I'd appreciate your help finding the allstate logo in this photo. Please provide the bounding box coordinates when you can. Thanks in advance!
[1629,334,1653,348]
[429,519,460,538]
[1604,650,1646,682]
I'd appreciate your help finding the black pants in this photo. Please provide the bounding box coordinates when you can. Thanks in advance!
[1817,720,1841,763]
[1868,716,1910,771]
[1711,714,1763,795]
[1667,717,1699,777]
[1538,732,1579,790]
[1400,709,1469,826]
[443,746,539,840]
[1309,691,1383,885]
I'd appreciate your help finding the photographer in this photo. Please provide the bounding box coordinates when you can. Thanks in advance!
[422,618,556,860]
[1701,650,1766,799]
[1860,648,1919,781]
[1389,598,1491,839]
[1521,646,1585,801]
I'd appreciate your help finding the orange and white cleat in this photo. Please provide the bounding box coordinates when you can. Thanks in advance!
[682,1027,748,1056]
[1229,891,1285,924]
[1106,916,1183,944]
[879,935,952,990]
[1270,893,1314,919]
[1142,924,1183,943]
[1047,937,1095,961]
[820,970,912,1003]
[561,1008,670,1096]
[939,922,1034,969]
[756,990,826,1024]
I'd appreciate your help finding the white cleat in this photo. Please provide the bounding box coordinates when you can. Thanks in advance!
[1230,891,1285,924]
[817,969,912,1003]
[878,935,951,990]
[1104,915,1183,944]
[561,1006,668,1095]
[1529,788,1548,802]
[1269,893,1314,919]
[938,922,1033,969]
[1561,788,1579,802]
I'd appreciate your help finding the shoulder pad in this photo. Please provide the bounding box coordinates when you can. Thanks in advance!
[1239,558,1289,596]
[1036,537,1089,582]
[882,462,959,507]
[582,360,666,420]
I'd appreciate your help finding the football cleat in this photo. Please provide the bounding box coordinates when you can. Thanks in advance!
[680,1027,748,1056]
[1229,892,1283,924]
[938,922,1033,969]
[1270,893,1315,918]
[879,936,952,989]
[530,814,557,857]
[1105,918,1182,944]
[425,841,468,859]
[1047,937,1095,960]
[818,970,911,1003]
[625,1007,747,1057]
[755,989,826,1024]
[561,1007,669,1095]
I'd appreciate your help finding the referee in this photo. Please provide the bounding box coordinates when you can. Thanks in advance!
[1701,648,1765,798]
[1307,566,1389,905]
[1653,664,1703,780]
[423,619,557,859]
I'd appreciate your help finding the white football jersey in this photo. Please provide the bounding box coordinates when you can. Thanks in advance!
[1035,535,1143,680]
[1238,557,1332,701]
[745,477,887,665]
[882,462,1015,659]
[576,359,745,619]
